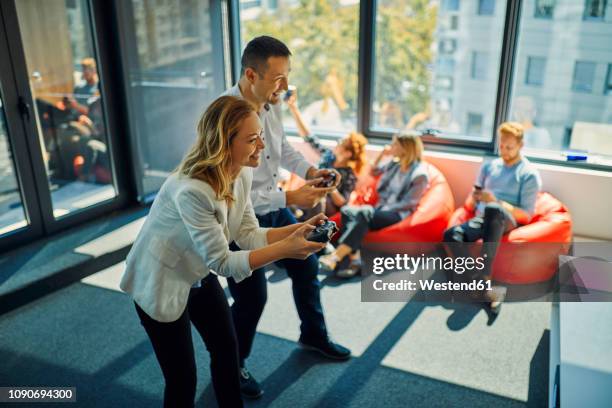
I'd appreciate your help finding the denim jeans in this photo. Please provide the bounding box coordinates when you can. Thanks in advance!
[443,202,517,278]
[338,205,401,251]
[228,208,327,366]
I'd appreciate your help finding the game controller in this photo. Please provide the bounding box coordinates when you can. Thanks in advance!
[317,172,336,188]
[307,220,338,243]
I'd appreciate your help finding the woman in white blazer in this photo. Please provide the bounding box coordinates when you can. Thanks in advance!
[120,96,326,408]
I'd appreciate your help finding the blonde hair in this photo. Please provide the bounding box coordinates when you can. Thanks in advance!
[395,133,424,168]
[343,132,368,175]
[81,58,96,70]
[498,121,524,143]
[177,96,256,205]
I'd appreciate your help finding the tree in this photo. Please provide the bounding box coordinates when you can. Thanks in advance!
[242,0,436,129]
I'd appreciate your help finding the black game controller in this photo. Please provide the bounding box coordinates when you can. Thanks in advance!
[317,172,336,188]
[307,220,338,243]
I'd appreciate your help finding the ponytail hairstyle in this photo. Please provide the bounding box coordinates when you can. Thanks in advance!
[394,133,424,168]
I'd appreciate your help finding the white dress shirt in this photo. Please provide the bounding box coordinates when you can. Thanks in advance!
[120,168,269,322]
[223,85,313,215]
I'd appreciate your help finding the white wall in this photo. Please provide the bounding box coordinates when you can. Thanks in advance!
[289,137,612,240]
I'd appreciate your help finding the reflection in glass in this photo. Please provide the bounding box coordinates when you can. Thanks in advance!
[122,0,225,197]
[372,0,506,141]
[0,96,28,235]
[16,0,116,219]
[510,1,612,154]
[240,0,360,135]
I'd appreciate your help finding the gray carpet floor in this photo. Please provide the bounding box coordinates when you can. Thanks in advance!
[0,266,550,407]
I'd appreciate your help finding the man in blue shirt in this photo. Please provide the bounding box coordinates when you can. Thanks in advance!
[223,36,351,399]
[444,122,542,312]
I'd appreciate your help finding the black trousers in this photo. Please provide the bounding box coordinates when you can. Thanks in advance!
[443,202,516,277]
[135,274,243,408]
[228,208,327,367]
[338,205,402,251]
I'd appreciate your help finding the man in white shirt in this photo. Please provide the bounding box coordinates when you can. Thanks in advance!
[223,36,351,399]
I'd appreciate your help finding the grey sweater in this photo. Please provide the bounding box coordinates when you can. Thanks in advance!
[375,160,429,219]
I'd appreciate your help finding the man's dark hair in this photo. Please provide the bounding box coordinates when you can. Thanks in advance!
[241,36,291,77]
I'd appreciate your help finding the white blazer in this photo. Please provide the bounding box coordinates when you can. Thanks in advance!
[120,168,269,322]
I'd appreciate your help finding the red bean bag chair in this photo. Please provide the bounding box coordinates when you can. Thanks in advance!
[330,161,455,253]
[447,192,573,284]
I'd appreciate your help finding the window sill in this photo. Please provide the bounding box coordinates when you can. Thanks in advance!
[285,130,612,173]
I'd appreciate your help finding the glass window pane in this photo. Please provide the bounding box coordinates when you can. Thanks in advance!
[478,0,495,15]
[442,0,460,12]
[605,64,612,95]
[572,61,596,93]
[535,0,555,19]
[372,0,507,141]
[121,0,226,198]
[584,0,607,20]
[526,56,546,86]
[471,51,488,80]
[0,95,28,235]
[510,1,612,156]
[16,0,116,219]
[240,1,360,135]
[466,112,483,134]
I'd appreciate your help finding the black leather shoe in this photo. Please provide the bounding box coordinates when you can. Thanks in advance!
[298,336,351,360]
[239,367,263,399]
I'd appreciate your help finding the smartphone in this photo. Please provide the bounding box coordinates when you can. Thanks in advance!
[283,85,296,102]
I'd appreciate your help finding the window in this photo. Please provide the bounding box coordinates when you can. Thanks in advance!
[241,0,262,9]
[435,76,454,91]
[0,96,27,235]
[437,57,456,76]
[371,0,506,141]
[605,64,612,94]
[572,61,596,93]
[450,15,459,30]
[118,0,226,198]
[16,0,117,216]
[442,0,460,12]
[584,0,607,20]
[240,1,360,134]
[511,2,612,155]
[471,51,488,80]
[439,39,457,54]
[478,0,495,15]
[535,0,555,19]
[525,57,546,86]
[466,113,483,135]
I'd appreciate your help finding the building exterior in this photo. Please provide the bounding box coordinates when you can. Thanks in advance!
[434,0,612,150]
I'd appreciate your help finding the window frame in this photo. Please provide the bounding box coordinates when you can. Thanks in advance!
[534,0,555,19]
[583,0,607,21]
[229,0,612,172]
[572,60,597,93]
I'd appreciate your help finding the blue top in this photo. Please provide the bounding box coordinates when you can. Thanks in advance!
[476,157,542,215]
[376,160,429,219]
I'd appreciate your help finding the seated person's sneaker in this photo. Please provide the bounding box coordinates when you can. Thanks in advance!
[336,258,362,279]
[239,367,263,399]
[485,285,507,314]
[318,254,340,272]
[298,335,351,360]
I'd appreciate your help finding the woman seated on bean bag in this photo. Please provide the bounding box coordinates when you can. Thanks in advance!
[285,87,368,218]
[319,133,429,278]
